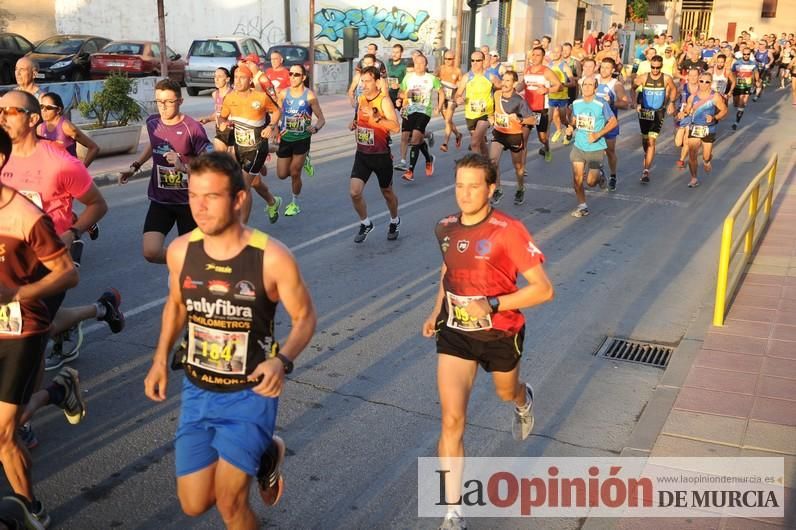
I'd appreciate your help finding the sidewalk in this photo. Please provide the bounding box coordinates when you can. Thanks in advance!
[646,156,796,528]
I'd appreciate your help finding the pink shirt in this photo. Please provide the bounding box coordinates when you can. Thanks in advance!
[0,140,93,235]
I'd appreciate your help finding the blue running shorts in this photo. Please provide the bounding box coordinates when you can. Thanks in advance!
[175,378,278,477]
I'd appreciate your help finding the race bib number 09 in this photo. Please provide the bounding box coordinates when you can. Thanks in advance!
[445,292,493,332]
[187,322,249,375]
[0,302,22,336]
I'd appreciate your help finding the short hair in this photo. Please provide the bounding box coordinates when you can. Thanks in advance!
[471,50,485,60]
[532,46,545,55]
[41,92,65,109]
[563,42,572,49]
[455,153,497,186]
[651,55,663,63]
[542,35,552,42]
[582,57,596,66]
[290,63,307,76]
[155,78,182,97]
[360,65,381,80]
[0,128,11,171]
[581,75,598,87]
[392,43,403,53]
[503,70,518,83]
[362,53,376,63]
[600,57,616,67]
[270,50,284,59]
[716,53,726,60]
[216,67,231,77]
[368,42,378,50]
[12,90,40,117]
[188,152,245,197]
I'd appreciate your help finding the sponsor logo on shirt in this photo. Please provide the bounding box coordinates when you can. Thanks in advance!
[476,239,492,257]
[206,263,232,274]
[183,276,203,289]
[457,240,469,253]
[527,241,542,256]
[208,280,230,295]
[488,217,508,228]
[234,280,256,301]
[185,297,253,319]
[440,236,450,253]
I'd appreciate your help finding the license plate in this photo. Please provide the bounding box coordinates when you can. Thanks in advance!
[198,71,214,78]
[34,73,45,79]
[107,62,125,67]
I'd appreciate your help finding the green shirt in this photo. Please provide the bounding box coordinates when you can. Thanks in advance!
[400,72,441,116]
[386,60,407,91]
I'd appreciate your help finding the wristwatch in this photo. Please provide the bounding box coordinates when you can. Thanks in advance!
[274,353,294,374]
[487,296,500,314]
[68,227,81,240]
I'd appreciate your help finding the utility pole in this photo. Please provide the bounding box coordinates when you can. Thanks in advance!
[309,0,315,90]
[157,0,169,79]
[455,0,464,69]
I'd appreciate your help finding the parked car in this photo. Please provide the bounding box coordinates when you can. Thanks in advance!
[184,36,267,96]
[0,33,34,84]
[91,40,186,83]
[27,34,111,82]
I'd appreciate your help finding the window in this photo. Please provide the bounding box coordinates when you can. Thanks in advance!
[761,0,777,17]
[151,43,161,57]
[648,0,667,16]
[83,40,99,54]
[14,36,32,53]
[104,42,144,55]
[253,40,266,57]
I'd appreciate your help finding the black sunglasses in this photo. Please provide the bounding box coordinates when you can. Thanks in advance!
[471,59,483,62]
[288,72,303,77]
[698,80,712,83]
[650,65,662,69]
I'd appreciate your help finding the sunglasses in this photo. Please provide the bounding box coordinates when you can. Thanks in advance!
[289,72,303,77]
[0,106,31,116]
[650,66,662,70]
[698,80,712,84]
[444,57,454,60]
[471,59,483,62]
[40,104,61,111]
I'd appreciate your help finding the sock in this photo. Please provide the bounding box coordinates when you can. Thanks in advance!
[578,202,587,210]
[292,194,299,203]
[95,301,107,320]
[391,216,400,224]
[418,141,431,161]
[46,382,66,407]
[446,507,463,519]
[409,145,419,170]
[361,217,371,227]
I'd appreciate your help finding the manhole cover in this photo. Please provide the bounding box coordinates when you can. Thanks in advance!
[595,337,673,368]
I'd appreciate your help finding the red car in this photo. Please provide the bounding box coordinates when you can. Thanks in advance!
[90,40,185,83]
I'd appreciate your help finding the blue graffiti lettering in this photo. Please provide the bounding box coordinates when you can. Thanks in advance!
[314,6,430,42]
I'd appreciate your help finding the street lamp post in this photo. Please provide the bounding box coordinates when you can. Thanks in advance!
[309,0,315,90]
[157,0,169,79]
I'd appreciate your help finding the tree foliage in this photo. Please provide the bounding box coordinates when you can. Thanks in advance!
[626,0,649,23]
[78,73,143,128]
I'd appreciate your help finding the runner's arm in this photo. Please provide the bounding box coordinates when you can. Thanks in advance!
[308,92,326,132]
[545,69,562,94]
[63,119,100,167]
[422,264,447,337]
[6,245,77,305]
[376,95,400,133]
[70,184,108,241]
[347,72,361,106]
[120,144,153,184]
[614,81,630,109]
[713,93,729,121]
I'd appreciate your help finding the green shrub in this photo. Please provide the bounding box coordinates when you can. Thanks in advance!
[78,73,143,128]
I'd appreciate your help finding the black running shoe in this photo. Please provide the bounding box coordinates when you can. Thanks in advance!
[608,176,617,192]
[257,435,286,507]
[97,288,125,333]
[354,222,374,244]
[70,239,84,268]
[387,217,400,241]
[87,223,99,240]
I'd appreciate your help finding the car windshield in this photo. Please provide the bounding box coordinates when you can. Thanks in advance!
[102,42,144,55]
[35,36,84,55]
[270,46,308,62]
[190,40,238,58]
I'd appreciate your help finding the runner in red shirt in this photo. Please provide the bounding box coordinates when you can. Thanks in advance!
[421,154,554,530]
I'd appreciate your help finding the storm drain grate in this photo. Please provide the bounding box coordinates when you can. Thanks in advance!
[595,337,673,368]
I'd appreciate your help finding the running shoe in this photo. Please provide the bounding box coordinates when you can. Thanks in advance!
[426,155,435,177]
[267,196,282,224]
[394,159,409,171]
[551,129,562,143]
[598,167,607,190]
[387,218,401,241]
[752,94,759,102]
[439,513,467,530]
[544,149,552,163]
[538,147,546,157]
[562,134,571,145]
[608,175,617,192]
[52,366,86,425]
[571,206,590,218]
[455,132,463,149]
[18,422,38,450]
[731,123,738,131]
[87,223,100,240]
[512,383,535,440]
[257,435,286,507]
[354,222,374,243]
[45,322,83,371]
[402,169,414,182]
[491,187,504,205]
[284,201,301,217]
[303,154,315,177]
[513,187,525,205]
[427,131,435,147]
[70,239,84,268]
[640,169,650,184]
[688,180,700,188]
[97,289,124,334]
[2,494,48,530]
[676,159,685,169]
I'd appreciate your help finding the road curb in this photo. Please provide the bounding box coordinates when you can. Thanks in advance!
[92,166,151,187]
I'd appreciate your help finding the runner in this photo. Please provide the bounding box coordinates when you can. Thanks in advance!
[521,47,562,163]
[731,48,759,130]
[710,54,735,100]
[678,46,708,78]
[679,72,728,187]
[13,58,42,100]
[436,50,463,153]
[119,79,214,263]
[632,55,677,183]
[566,76,618,217]
[37,93,99,167]
[674,68,701,170]
[488,70,536,205]
[753,40,774,101]
[143,151,316,529]
[422,153,553,530]
[662,46,677,77]
[264,50,290,93]
[455,51,495,157]
[562,43,582,127]
[399,53,444,181]
[347,66,401,243]
[198,67,233,152]
[595,58,629,191]
[0,126,80,529]
[486,52,503,88]
[218,67,282,223]
[275,64,325,216]
[386,44,408,109]
[778,39,793,89]
[548,46,575,145]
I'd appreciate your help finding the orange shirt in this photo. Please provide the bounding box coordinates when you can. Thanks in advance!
[220,90,277,128]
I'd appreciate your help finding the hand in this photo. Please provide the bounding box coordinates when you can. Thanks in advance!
[59,230,76,248]
[119,169,134,185]
[508,113,519,121]
[164,151,183,169]
[349,120,357,131]
[587,132,599,143]
[464,298,491,319]
[144,362,168,402]
[309,125,319,134]
[705,115,714,123]
[261,126,274,139]
[0,284,19,305]
[248,358,286,397]
[456,96,464,105]
[422,314,438,337]
[218,121,229,132]
[565,125,574,135]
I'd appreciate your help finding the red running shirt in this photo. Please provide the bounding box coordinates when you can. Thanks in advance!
[355,92,391,154]
[435,209,544,338]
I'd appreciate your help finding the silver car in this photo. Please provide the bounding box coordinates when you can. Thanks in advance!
[184,36,267,96]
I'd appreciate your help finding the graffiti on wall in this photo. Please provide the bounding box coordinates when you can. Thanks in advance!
[232,16,286,47]
[314,6,430,43]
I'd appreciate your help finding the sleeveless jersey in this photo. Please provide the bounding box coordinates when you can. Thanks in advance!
[640,75,666,110]
[355,92,391,154]
[522,66,550,111]
[711,67,729,95]
[754,50,770,67]
[549,61,569,100]
[463,72,494,119]
[595,77,619,114]
[179,229,278,392]
[280,88,312,142]
[37,117,77,157]
[213,87,230,127]
[689,91,717,137]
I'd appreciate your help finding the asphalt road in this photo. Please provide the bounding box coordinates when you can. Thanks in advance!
[3,86,795,529]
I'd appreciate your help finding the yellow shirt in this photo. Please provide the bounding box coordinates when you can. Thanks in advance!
[662,56,676,76]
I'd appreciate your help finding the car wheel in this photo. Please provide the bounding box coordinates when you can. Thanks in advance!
[187,86,200,96]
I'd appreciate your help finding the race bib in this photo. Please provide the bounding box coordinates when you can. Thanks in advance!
[356,126,375,146]
[531,112,542,124]
[468,99,487,114]
[285,115,306,133]
[388,77,399,89]
[19,190,43,209]
[445,292,493,332]
[690,125,709,138]
[495,113,510,128]
[575,114,596,132]
[234,126,257,147]
[157,165,188,190]
[187,322,249,375]
[737,77,752,87]
[443,86,455,100]
[639,109,655,121]
[0,302,22,336]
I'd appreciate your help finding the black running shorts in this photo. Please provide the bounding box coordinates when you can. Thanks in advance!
[143,201,197,236]
[402,112,431,134]
[638,108,665,138]
[492,130,525,153]
[0,334,48,405]
[350,151,393,189]
[524,109,549,133]
[465,115,489,131]
[436,319,524,373]
[235,142,269,174]
[276,137,311,158]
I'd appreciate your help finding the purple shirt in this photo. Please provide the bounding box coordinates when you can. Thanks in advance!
[37,117,77,157]
[146,114,212,204]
